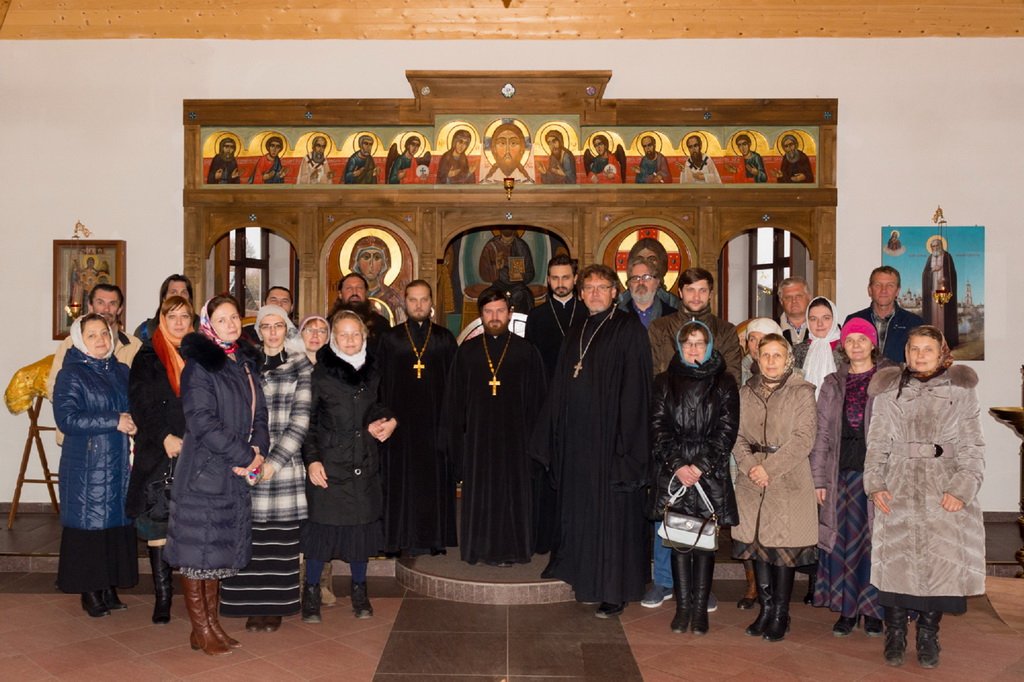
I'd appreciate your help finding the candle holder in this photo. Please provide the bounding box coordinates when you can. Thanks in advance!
[503,177,515,200]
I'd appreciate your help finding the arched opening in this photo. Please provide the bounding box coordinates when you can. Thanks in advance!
[205,226,298,319]
[718,226,813,323]
[440,225,570,334]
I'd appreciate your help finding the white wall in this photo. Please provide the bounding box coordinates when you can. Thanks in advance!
[2,39,1022,510]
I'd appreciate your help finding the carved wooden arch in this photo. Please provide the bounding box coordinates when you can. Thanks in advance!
[594,216,699,271]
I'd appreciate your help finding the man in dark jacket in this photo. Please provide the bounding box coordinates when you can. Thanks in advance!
[844,266,924,364]
[649,268,742,383]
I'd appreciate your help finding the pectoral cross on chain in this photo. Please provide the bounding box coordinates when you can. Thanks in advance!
[573,361,583,378]
[488,376,501,396]
[412,360,425,379]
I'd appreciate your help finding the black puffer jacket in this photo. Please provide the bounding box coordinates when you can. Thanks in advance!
[649,349,740,525]
[303,348,394,526]
[165,334,269,571]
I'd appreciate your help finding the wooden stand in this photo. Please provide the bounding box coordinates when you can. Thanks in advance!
[7,395,59,529]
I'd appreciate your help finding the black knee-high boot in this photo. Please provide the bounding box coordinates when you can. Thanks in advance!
[149,545,173,625]
[763,564,795,642]
[916,611,942,668]
[690,551,715,635]
[745,559,773,637]
[883,606,908,667]
[669,551,692,633]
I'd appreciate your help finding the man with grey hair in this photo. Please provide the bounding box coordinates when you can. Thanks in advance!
[777,276,811,346]
[297,135,333,184]
[617,259,677,329]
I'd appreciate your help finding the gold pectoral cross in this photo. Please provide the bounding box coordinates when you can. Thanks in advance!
[488,376,501,396]
[573,361,583,378]
[413,360,425,379]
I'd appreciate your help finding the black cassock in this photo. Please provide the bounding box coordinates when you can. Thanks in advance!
[378,320,458,553]
[535,306,652,604]
[525,296,581,379]
[524,295,581,555]
[441,331,546,565]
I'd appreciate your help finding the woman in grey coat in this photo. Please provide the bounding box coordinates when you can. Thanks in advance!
[864,325,985,670]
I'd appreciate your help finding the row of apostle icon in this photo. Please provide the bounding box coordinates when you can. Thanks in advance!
[202,122,818,186]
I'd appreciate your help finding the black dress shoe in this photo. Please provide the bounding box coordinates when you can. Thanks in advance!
[736,596,756,610]
[102,588,128,610]
[81,591,110,618]
[262,616,282,632]
[429,548,447,556]
[832,615,857,637]
[595,602,625,619]
[540,556,557,580]
[245,616,265,632]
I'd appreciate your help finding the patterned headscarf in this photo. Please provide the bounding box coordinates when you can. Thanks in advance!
[199,298,239,355]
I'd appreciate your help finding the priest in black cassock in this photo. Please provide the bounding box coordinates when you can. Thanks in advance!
[534,263,652,618]
[524,253,580,559]
[441,287,546,566]
[378,280,458,556]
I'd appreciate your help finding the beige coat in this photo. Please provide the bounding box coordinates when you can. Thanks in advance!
[732,373,819,549]
[863,365,986,598]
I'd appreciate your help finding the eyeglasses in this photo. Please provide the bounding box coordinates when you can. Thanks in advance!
[302,327,328,336]
[681,341,707,349]
[627,274,657,284]
[581,284,614,294]
[258,323,287,332]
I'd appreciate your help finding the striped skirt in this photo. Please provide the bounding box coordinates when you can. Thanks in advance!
[219,521,302,618]
[813,469,882,619]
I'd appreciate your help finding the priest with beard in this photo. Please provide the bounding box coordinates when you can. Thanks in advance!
[534,264,652,618]
[441,287,546,566]
[377,280,458,556]
[328,272,391,354]
[525,254,580,558]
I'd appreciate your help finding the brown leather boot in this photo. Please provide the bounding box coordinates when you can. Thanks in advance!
[182,577,230,656]
[204,579,241,649]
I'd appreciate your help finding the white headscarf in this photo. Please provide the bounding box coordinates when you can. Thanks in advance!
[802,296,841,396]
[70,315,115,360]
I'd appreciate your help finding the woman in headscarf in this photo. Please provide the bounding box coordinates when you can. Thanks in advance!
[740,317,784,386]
[301,310,397,624]
[53,313,139,618]
[128,295,194,624]
[788,296,841,604]
[220,305,312,632]
[166,295,269,656]
[864,325,985,669]
[735,316,784,611]
[650,321,739,635]
[732,334,818,642]
[297,314,336,604]
[810,318,891,637]
[791,296,842,395]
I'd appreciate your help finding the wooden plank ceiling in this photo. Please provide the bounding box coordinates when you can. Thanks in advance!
[1,0,1022,39]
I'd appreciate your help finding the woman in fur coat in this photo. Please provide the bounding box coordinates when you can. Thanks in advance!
[864,325,985,670]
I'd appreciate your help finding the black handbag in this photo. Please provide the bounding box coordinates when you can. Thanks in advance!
[143,457,176,523]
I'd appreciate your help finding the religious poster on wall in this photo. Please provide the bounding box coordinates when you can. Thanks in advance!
[881,226,985,360]
[200,121,818,188]
[52,239,126,340]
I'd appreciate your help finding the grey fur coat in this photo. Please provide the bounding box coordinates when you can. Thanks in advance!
[863,365,986,598]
